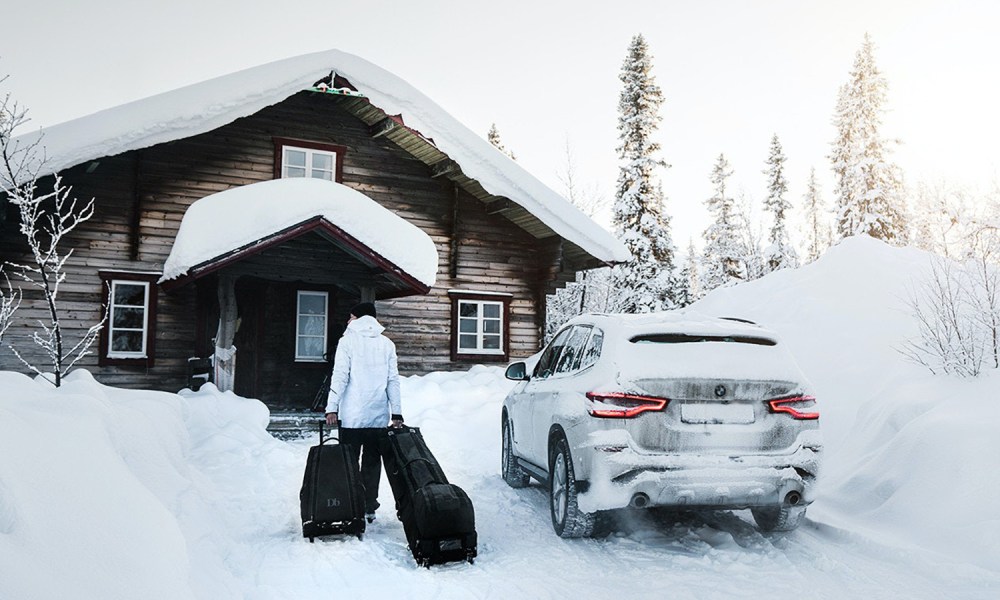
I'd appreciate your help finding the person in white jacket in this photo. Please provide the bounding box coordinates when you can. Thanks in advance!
[324,302,404,523]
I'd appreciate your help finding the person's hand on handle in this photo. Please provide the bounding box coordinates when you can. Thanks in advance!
[390,414,404,429]
[325,412,339,427]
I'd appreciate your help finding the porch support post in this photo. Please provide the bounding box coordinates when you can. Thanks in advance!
[359,286,375,303]
[214,273,239,392]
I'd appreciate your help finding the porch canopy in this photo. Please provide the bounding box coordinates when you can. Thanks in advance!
[159,178,438,297]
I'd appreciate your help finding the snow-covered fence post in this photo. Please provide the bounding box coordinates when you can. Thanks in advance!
[214,273,238,392]
[1,77,104,386]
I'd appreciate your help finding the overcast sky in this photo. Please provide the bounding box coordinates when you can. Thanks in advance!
[3,0,998,246]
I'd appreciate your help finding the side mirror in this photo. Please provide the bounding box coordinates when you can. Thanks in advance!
[505,361,529,381]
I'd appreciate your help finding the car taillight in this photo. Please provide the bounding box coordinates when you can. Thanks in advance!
[767,395,819,420]
[586,392,669,418]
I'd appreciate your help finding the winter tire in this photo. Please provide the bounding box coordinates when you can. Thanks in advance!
[502,417,530,488]
[752,504,807,532]
[549,434,597,538]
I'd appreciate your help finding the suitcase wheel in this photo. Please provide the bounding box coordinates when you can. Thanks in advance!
[309,537,315,543]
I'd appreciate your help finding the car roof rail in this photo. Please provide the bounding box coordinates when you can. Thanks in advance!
[718,316,758,325]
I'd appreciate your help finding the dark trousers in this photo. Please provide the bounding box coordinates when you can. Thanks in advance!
[339,427,384,513]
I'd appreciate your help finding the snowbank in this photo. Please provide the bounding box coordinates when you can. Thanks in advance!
[12,49,629,265]
[160,178,439,286]
[2,235,999,599]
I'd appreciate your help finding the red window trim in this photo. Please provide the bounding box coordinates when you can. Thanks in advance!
[448,291,511,363]
[272,137,346,182]
[98,271,160,368]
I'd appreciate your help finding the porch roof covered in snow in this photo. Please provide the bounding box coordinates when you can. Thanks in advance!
[159,178,438,298]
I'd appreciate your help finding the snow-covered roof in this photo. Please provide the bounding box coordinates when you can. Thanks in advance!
[14,49,630,264]
[160,178,439,288]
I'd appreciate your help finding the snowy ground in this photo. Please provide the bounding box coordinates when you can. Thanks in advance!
[2,237,999,599]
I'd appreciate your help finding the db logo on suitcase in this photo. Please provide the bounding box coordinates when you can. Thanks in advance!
[326,497,342,508]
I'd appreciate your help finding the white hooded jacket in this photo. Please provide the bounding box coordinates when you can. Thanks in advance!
[324,315,402,428]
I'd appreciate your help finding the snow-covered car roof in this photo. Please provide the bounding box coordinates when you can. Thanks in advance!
[160,178,438,288]
[561,311,778,341]
[13,49,630,265]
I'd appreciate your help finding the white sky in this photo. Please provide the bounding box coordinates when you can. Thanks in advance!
[3,0,998,246]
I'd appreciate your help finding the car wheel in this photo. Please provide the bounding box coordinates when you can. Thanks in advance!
[751,505,807,532]
[549,434,596,538]
[502,416,530,488]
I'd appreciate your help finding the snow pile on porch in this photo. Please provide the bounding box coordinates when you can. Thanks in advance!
[160,178,439,287]
[13,49,629,264]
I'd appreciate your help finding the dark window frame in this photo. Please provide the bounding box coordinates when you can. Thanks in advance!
[272,137,346,182]
[98,271,160,367]
[449,291,512,362]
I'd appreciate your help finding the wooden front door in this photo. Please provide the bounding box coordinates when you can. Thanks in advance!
[234,280,264,399]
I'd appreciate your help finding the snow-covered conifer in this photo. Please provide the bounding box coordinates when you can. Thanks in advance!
[762,134,798,272]
[830,34,907,243]
[675,238,700,307]
[803,167,831,262]
[609,34,677,313]
[487,123,516,160]
[701,154,743,292]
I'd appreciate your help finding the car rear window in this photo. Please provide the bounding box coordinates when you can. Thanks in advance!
[629,333,776,346]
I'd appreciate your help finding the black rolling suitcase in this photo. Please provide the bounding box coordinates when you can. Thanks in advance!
[299,422,366,542]
[382,426,478,566]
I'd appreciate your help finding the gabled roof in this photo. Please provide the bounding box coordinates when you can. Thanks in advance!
[160,178,437,294]
[13,49,630,266]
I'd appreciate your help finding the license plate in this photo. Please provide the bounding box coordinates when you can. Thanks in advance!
[680,402,755,424]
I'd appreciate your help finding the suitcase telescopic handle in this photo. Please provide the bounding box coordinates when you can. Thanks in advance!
[319,420,340,444]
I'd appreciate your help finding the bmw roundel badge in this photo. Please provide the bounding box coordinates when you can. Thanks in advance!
[714,384,727,398]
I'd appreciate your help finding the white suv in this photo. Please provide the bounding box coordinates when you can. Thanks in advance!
[501,312,822,537]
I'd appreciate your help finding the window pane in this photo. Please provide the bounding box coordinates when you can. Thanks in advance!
[312,153,334,171]
[459,334,477,350]
[483,319,500,334]
[113,307,145,329]
[459,302,479,318]
[459,318,477,333]
[114,283,145,306]
[298,315,325,336]
[581,329,604,370]
[483,335,501,350]
[285,150,306,167]
[299,294,326,315]
[285,166,306,178]
[298,337,324,358]
[483,303,500,319]
[310,170,333,181]
[112,331,143,353]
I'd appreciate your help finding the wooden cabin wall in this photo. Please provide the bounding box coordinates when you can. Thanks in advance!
[0,90,563,396]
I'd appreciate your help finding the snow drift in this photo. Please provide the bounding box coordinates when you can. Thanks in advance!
[2,236,998,599]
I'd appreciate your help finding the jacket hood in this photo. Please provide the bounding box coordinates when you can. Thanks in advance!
[347,315,385,337]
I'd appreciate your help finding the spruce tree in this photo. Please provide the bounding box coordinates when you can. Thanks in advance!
[762,134,799,272]
[830,33,907,243]
[609,34,677,313]
[803,167,831,262]
[487,123,516,160]
[701,154,743,292]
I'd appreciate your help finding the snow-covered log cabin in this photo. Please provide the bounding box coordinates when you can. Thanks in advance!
[0,50,628,408]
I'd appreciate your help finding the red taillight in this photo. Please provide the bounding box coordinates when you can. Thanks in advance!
[586,392,669,418]
[767,395,819,420]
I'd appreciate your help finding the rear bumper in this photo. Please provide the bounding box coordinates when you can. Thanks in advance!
[574,435,822,513]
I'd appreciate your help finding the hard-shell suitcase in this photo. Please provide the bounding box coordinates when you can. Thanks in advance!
[382,426,477,566]
[299,422,366,541]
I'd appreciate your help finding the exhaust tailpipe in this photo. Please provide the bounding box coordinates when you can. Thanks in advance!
[629,493,650,509]
[784,491,802,506]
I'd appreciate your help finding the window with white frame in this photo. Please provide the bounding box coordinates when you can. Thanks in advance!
[108,280,150,358]
[457,299,504,354]
[296,291,328,362]
[281,145,336,180]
